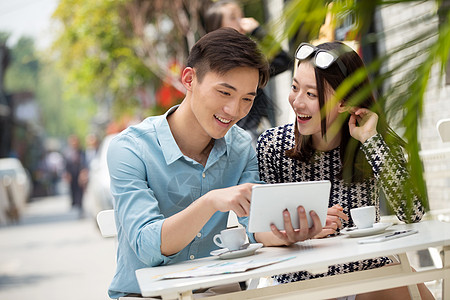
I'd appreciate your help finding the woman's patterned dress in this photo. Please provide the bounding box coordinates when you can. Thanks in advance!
[256,123,425,283]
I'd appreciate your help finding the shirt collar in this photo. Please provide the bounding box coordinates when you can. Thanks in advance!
[206,136,227,168]
[156,106,183,165]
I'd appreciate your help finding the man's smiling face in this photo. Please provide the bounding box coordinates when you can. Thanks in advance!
[189,66,259,139]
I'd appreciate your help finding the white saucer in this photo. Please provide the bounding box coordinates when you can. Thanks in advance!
[341,223,393,238]
[210,243,263,259]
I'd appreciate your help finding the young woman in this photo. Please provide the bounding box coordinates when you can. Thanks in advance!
[255,42,432,299]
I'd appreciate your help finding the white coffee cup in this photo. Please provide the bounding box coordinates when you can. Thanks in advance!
[350,206,376,229]
[213,227,247,251]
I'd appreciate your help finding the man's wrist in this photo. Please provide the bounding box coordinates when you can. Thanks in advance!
[198,192,217,216]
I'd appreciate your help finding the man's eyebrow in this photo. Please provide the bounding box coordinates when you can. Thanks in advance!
[218,82,237,91]
[219,82,257,96]
[292,78,316,89]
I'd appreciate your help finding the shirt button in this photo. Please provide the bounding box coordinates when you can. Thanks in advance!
[197,232,202,238]
[202,172,206,178]
[190,255,195,260]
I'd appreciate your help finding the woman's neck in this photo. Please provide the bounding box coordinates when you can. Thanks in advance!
[312,131,341,152]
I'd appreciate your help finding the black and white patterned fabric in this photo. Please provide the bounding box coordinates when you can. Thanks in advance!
[256,123,425,283]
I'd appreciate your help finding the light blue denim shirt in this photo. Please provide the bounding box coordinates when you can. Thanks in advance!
[107,106,260,298]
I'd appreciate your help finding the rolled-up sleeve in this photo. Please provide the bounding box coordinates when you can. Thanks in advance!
[108,135,182,266]
[361,134,424,223]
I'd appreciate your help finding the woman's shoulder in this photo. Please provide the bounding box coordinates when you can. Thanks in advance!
[257,124,295,153]
[259,123,295,142]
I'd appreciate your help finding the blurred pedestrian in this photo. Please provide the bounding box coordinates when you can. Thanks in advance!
[63,135,87,216]
[204,0,293,145]
[84,133,99,168]
[45,149,65,195]
[78,133,99,192]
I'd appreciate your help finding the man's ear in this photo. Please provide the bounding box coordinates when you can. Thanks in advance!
[181,67,195,91]
[337,101,348,113]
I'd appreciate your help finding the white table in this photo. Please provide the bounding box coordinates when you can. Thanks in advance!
[136,220,450,299]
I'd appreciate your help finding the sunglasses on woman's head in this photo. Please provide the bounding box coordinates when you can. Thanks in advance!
[295,43,348,76]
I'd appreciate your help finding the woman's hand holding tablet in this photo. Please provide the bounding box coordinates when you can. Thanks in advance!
[248,181,331,233]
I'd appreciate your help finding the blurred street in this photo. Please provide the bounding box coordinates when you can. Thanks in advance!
[0,195,115,300]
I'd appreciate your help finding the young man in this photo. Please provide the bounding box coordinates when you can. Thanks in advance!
[106,28,270,298]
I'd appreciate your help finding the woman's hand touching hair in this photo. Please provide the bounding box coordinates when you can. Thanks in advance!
[348,108,378,143]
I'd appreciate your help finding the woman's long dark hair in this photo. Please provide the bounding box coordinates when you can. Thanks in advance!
[286,41,404,183]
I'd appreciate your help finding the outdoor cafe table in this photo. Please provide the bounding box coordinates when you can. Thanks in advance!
[136,220,450,300]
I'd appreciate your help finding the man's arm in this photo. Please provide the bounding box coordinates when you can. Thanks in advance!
[109,134,256,259]
[160,183,254,256]
[162,130,262,255]
[108,135,172,266]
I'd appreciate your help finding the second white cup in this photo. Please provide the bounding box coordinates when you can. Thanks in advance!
[213,227,247,251]
[350,206,376,229]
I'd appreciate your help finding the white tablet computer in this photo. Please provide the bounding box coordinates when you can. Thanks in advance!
[248,180,331,233]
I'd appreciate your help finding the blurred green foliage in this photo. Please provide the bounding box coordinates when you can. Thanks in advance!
[51,0,158,120]
[3,35,93,140]
[4,37,39,93]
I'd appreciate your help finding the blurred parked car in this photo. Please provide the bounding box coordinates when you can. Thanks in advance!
[0,158,32,224]
[83,134,116,219]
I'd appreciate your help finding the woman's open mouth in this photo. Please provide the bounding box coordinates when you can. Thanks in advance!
[298,114,312,122]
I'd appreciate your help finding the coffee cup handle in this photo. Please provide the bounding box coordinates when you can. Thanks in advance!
[213,234,225,248]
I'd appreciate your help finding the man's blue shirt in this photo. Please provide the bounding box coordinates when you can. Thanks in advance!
[107,107,260,298]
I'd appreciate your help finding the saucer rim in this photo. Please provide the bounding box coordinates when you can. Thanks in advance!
[210,243,263,259]
[341,222,393,237]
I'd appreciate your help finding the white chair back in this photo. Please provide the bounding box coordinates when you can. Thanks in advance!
[437,118,450,142]
[96,209,117,238]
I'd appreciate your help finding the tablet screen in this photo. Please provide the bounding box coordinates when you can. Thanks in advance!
[248,180,331,233]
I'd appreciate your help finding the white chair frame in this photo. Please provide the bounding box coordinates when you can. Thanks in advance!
[437,118,450,142]
[97,209,117,238]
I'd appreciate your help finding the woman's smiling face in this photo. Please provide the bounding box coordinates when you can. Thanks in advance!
[289,61,342,149]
